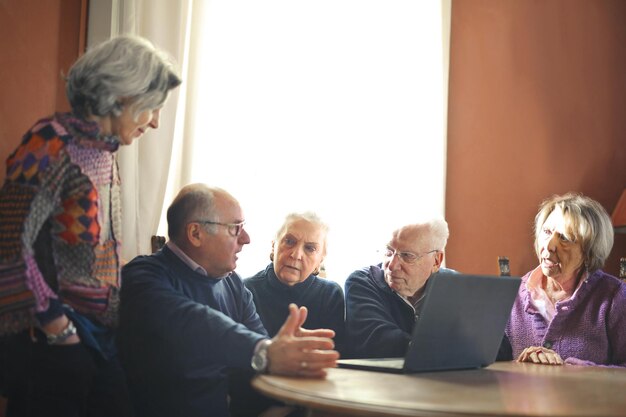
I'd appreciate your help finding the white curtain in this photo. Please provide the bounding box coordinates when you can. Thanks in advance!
[97,0,192,262]
[95,1,451,283]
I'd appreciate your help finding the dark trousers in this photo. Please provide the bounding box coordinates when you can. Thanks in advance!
[2,331,133,417]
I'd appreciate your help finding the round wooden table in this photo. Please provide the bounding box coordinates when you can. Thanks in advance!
[253,361,626,417]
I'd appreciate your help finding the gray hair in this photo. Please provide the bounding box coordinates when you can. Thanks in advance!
[534,193,614,272]
[167,184,222,241]
[420,217,450,251]
[66,35,181,119]
[275,212,329,255]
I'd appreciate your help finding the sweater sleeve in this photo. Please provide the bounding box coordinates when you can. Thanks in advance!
[344,268,411,358]
[0,141,64,333]
[118,258,266,376]
[237,276,269,337]
[605,281,626,367]
[565,279,626,368]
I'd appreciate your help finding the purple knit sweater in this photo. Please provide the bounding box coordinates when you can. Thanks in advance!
[505,268,626,367]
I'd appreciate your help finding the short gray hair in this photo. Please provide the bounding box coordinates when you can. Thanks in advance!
[275,212,329,255]
[534,193,614,272]
[167,184,221,241]
[66,35,181,119]
[421,218,449,251]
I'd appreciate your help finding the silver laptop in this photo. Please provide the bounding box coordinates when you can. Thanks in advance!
[338,272,521,373]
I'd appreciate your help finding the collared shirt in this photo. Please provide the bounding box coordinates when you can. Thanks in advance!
[395,287,429,320]
[526,266,588,322]
[166,240,208,276]
[390,267,449,318]
[165,241,232,280]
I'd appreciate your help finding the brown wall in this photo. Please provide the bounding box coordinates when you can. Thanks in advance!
[0,0,86,184]
[0,2,86,412]
[1,1,624,277]
[446,0,626,277]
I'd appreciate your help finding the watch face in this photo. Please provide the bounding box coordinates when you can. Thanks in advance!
[252,340,271,372]
[252,351,267,372]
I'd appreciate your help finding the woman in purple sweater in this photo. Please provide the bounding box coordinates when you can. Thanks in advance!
[503,193,626,367]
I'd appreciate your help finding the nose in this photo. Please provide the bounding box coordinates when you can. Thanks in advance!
[149,109,161,129]
[238,228,251,245]
[541,232,558,255]
[290,245,304,260]
[388,252,402,270]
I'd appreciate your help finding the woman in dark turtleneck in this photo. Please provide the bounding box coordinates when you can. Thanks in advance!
[245,212,344,346]
[229,212,345,417]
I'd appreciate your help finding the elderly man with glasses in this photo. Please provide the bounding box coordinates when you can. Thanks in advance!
[117,184,338,417]
[344,218,455,358]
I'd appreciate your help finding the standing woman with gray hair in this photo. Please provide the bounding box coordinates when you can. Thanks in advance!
[0,35,181,416]
[502,193,626,367]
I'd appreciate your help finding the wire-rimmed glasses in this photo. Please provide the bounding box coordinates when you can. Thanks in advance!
[381,247,439,265]
[195,220,246,237]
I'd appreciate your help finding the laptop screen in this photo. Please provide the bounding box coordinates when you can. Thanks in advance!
[339,272,521,373]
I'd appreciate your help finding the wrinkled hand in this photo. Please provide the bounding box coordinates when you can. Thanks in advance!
[267,304,339,378]
[517,346,563,365]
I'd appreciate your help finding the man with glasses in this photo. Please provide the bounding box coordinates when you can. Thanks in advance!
[344,218,455,358]
[117,184,339,417]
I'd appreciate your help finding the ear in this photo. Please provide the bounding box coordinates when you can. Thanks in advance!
[187,222,203,248]
[317,255,326,271]
[432,251,444,273]
[269,241,275,262]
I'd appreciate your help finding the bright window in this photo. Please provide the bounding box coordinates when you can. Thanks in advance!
[167,1,448,286]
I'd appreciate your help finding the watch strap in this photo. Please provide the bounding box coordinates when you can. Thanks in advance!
[46,320,77,345]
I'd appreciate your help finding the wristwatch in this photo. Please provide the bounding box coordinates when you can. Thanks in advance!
[46,320,77,345]
[251,339,271,373]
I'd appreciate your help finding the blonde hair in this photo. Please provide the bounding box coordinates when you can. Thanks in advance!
[534,193,614,272]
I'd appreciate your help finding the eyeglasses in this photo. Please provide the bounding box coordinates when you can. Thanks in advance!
[381,247,439,265]
[195,220,246,237]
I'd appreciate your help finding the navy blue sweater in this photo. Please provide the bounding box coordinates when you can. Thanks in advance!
[118,246,267,417]
[345,264,456,358]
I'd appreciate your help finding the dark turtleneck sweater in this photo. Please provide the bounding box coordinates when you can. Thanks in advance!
[244,263,345,354]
